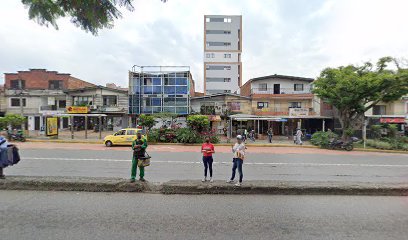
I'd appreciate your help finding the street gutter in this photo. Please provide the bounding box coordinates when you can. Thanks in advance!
[1,176,407,196]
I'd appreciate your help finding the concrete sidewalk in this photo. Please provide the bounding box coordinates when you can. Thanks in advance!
[1,176,407,196]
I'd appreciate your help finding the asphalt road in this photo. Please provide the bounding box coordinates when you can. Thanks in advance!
[3,143,408,183]
[1,191,407,240]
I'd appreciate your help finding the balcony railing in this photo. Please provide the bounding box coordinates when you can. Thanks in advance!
[251,87,312,95]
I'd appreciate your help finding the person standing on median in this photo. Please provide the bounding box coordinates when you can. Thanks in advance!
[130,132,147,182]
[227,135,246,186]
[201,136,215,182]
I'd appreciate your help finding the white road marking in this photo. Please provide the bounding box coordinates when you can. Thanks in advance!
[23,157,408,168]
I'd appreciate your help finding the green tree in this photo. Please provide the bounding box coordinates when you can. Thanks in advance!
[3,114,26,129]
[138,114,156,130]
[21,0,167,35]
[313,57,408,140]
[187,115,210,133]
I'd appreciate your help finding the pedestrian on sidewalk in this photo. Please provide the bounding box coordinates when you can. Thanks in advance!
[130,132,148,182]
[295,128,303,145]
[227,135,246,186]
[201,136,215,182]
[0,136,9,179]
[267,128,273,143]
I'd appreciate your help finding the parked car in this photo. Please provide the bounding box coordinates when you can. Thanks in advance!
[104,128,146,147]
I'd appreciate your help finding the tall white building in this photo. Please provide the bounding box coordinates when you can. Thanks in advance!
[204,15,242,95]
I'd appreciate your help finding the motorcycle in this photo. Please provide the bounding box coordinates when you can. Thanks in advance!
[329,139,353,151]
[8,133,26,142]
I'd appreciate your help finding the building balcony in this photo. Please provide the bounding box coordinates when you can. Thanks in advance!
[253,107,319,117]
[251,87,313,99]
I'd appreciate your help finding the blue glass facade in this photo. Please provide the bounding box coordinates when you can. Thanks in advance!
[128,71,191,115]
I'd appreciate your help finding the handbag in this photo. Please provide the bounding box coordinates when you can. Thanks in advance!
[137,152,151,167]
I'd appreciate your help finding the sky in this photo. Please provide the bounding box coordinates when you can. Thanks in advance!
[0,0,407,91]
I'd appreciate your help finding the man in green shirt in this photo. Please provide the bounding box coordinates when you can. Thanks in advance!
[130,132,148,182]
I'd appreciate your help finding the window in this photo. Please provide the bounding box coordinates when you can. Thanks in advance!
[227,102,241,111]
[116,130,126,135]
[224,54,231,58]
[224,90,231,93]
[127,130,136,136]
[257,102,269,109]
[205,30,231,34]
[206,42,231,47]
[73,96,93,106]
[206,53,211,58]
[206,65,231,70]
[224,17,232,23]
[103,96,118,106]
[294,84,304,91]
[10,98,26,107]
[289,102,302,108]
[259,83,268,91]
[175,78,187,85]
[143,78,153,85]
[373,105,386,115]
[10,80,25,89]
[58,100,66,108]
[49,80,63,90]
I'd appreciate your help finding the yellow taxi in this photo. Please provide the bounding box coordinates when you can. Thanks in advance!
[104,128,146,147]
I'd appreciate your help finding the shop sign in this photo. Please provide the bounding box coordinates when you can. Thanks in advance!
[66,106,89,114]
[289,108,309,117]
[46,117,58,136]
[380,118,405,124]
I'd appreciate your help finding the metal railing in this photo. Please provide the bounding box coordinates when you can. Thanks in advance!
[251,87,312,95]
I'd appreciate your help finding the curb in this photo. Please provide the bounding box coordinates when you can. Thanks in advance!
[27,139,103,144]
[1,177,407,196]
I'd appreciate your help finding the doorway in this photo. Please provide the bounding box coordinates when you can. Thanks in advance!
[273,84,280,94]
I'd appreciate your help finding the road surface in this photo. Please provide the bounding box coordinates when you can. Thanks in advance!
[1,191,407,240]
[3,142,408,183]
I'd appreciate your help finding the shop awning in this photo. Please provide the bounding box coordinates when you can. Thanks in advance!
[229,114,283,121]
[380,117,406,124]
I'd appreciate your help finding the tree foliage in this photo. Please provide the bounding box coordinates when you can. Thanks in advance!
[138,114,156,130]
[21,0,167,35]
[313,57,408,139]
[186,115,210,133]
[0,114,26,129]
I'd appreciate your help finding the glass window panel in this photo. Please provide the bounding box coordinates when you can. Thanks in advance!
[176,86,188,94]
[153,78,161,85]
[142,107,153,113]
[153,86,162,94]
[152,107,161,113]
[176,107,188,114]
[151,98,161,106]
[163,107,175,113]
[176,98,187,106]
[164,98,175,106]
[176,78,187,85]
[164,86,176,94]
[143,86,153,94]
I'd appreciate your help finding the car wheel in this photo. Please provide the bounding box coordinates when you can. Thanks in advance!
[105,141,113,147]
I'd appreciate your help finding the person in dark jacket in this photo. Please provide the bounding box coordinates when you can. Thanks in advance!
[130,132,148,182]
[0,136,9,179]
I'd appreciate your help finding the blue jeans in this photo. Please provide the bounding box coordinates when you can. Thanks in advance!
[202,156,213,177]
[230,158,243,183]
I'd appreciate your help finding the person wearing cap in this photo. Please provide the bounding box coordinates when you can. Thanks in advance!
[227,135,246,186]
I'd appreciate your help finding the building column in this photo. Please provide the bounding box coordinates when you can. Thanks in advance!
[322,119,326,132]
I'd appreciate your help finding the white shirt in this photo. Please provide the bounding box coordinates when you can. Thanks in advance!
[232,142,246,159]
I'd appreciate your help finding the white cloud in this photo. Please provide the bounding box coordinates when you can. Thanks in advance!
[0,0,408,91]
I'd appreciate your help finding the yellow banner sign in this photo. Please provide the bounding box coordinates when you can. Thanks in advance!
[46,117,58,136]
[66,106,89,114]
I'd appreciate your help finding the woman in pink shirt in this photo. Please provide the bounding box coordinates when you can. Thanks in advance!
[201,137,215,182]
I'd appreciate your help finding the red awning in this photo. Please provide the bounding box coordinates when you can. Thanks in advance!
[380,118,405,124]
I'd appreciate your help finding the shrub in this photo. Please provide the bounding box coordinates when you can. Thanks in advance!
[387,124,398,138]
[147,129,160,143]
[176,128,201,144]
[186,115,210,132]
[311,131,337,148]
[370,125,382,139]
[366,139,393,150]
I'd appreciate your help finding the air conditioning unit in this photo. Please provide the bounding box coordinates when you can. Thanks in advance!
[90,105,98,110]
